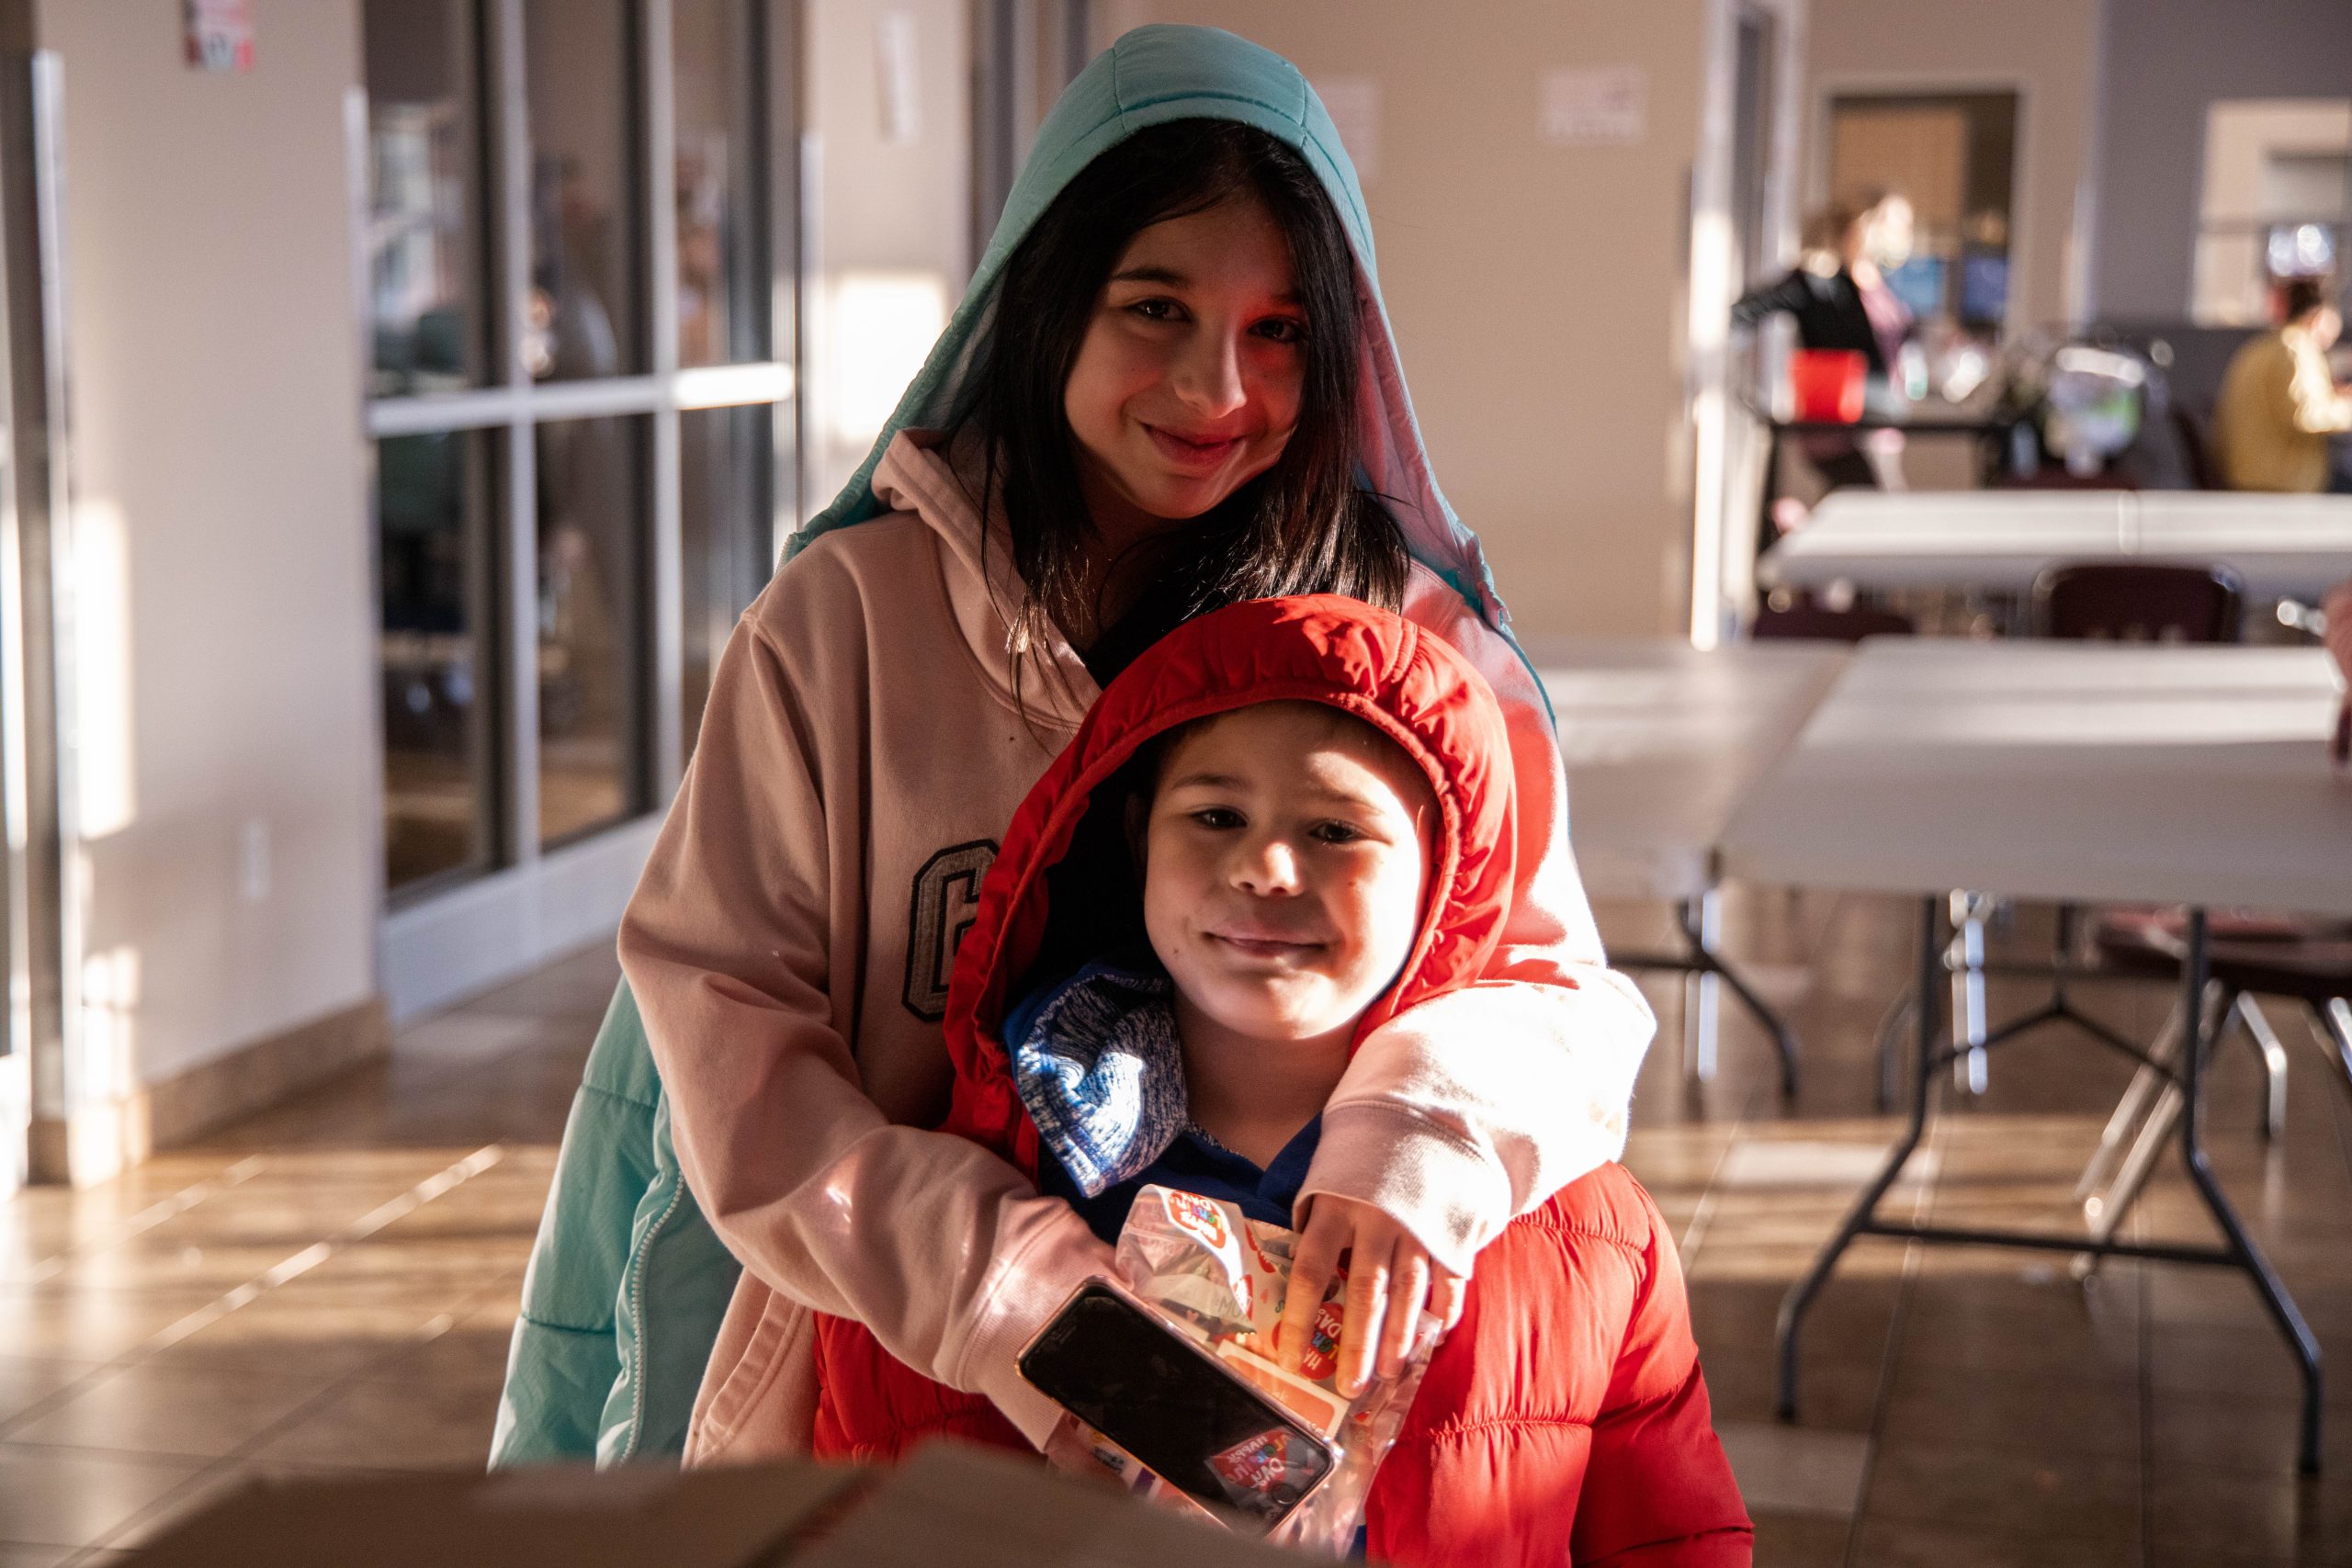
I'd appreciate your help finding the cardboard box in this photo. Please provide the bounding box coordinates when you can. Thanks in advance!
[129,1442,1312,1566]
[129,1459,863,1568]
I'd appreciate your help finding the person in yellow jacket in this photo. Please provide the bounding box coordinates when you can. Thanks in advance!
[2213,277,2352,492]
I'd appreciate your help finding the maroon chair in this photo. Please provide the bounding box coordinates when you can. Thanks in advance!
[2095,911,2352,1093]
[1990,471,2137,491]
[2031,561,2243,643]
[2075,911,2352,1233]
[1750,603,1916,643]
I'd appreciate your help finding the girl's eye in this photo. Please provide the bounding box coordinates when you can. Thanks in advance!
[1254,317,1308,344]
[1309,820,1366,844]
[1126,298,1183,322]
[1190,807,1244,829]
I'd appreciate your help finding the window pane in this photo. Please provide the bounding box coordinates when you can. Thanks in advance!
[524,0,644,380]
[538,414,650,846]
[364,0,487,395]
[681,403,775,757]
[674,0,767,366]
[379,431,495,892]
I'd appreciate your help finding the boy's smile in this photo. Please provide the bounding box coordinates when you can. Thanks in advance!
[1141,703,1436,1055]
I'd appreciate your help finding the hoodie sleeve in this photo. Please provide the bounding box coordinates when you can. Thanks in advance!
[1300,584,1657,1273]
[617,556,1112,1449]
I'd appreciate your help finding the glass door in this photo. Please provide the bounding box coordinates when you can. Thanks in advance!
[361,0,799,1019]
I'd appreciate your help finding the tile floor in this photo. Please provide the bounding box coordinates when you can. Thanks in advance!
[2,890,2347,1565]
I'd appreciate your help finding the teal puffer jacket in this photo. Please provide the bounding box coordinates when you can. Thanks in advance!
[490,983,736,1465]
[492,21,1532,1468]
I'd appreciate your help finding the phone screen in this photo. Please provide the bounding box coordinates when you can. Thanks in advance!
[1018,1283,1336,1529]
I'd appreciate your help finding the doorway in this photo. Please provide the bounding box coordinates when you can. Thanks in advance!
[1690,0,1802,644]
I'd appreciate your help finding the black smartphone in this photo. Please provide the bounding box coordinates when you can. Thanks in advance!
[1017,1279,1338,1532]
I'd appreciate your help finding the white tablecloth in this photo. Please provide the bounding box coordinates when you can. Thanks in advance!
[1720,640,2352,917]
[1528,637,1850,902]
[1760,490,2352,600]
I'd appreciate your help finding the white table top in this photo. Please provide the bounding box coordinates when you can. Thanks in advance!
[1760,490,2352,600]
[1527,637,1851,902]
[1720,640,2352,917]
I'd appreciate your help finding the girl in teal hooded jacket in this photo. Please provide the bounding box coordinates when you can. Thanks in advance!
[492,23,1654,1468]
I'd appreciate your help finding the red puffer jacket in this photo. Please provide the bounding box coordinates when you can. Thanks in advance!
[809,596,1751,1566]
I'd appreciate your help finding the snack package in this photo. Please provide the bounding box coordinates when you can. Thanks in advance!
[1104,1184,1438,1554]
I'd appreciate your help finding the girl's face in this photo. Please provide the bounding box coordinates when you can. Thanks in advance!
[1141,704,1434,1051]
[1064,194,1309,535]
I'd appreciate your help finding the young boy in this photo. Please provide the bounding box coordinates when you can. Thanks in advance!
[809,596,1751,1567]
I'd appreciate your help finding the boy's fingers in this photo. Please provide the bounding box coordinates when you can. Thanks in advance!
[1042,1419,1124,1490]
[1339,1234,1393,1398]
[1378,1247,1430,1380]
[1279,1212,1347,1375]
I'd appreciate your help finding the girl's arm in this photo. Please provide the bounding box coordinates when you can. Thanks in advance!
[1299,581,1657,1275]
[619,568,1112,1447]
[1729,268,1812,328]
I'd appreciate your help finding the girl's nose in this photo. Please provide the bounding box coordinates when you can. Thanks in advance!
[1171,325,1249,419]
[1233,834,1302,896]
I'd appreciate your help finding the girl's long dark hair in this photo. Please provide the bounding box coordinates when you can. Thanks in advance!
[946,118,1408,689]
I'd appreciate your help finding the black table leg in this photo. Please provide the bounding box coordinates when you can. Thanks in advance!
[1677,897,1801,1098]
[2173,908,2324,1475]
[1777,894,1940,1419]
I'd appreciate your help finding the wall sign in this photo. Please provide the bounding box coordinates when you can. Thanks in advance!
[185,0,255,73]
[1313,76,1382,185]
[1540,66,1646,147]
[875,10,920,146]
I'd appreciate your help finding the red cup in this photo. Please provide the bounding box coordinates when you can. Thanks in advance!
[1789,348,1867,423]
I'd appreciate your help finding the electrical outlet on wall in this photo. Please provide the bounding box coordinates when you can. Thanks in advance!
[239,819,271,903]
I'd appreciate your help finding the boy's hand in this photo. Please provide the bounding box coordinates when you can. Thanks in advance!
[1041,1415,1128,1490]
[1280,1194,1465,1397]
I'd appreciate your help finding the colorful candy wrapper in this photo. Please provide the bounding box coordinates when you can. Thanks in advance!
[1109,1185,1439,1554]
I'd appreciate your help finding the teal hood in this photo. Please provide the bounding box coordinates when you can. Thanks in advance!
[792,22,1510,633]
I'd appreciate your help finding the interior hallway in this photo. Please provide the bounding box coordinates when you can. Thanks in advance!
[2,891,2347,1566]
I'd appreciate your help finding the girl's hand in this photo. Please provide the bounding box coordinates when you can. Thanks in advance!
[1279,1193,1465,1397]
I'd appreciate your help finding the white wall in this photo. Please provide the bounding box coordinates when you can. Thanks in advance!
[2087,0,2352,322]
[1802,0,2103,336]
[804,0,972,511]
[40,0,378,1096]
[1090,1,1717,638]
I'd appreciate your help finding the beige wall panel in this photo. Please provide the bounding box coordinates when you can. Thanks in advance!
[38,0,379,1093]
[1091,1,1713,637]
[1804,0,2102,333]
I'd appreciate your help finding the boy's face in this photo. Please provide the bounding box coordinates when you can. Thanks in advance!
[1141,703,1436,1049]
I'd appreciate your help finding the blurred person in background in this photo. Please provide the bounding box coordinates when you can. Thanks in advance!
[2213,277,2352,494]
[1734,192,1916,505]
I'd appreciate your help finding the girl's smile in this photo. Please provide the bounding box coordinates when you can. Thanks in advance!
[1143,423,1250,469]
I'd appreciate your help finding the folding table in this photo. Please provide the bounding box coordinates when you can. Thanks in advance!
[1529,637,1850,1092]
[1720,638,2352,1472]
[1751,407,2013,552]
[1759,489,2352,602]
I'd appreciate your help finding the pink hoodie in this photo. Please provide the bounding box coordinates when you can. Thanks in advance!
[617,431,1655,1461]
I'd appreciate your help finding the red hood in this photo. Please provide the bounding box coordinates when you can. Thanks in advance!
[937,595,1517,1171]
